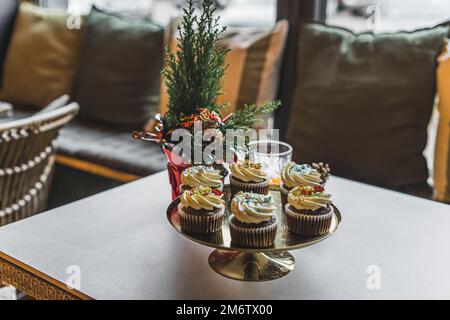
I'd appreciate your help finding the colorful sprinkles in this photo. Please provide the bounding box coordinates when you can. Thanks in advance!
[241,160,262,170]
[189,185,222,196]
[297,185,325,197]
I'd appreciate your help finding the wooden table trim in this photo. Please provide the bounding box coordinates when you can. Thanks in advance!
[0,252,92,300]
[56,154,141,183]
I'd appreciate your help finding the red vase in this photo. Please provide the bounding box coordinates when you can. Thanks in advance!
[163,148,233,200]
[162,147,191,200]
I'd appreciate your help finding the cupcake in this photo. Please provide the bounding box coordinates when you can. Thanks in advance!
[229,160,270,198]
[178,186,225,234]
[229,192,278,248]
[280,162,324,209]
[180,165,223,193]
[285,185,333,237]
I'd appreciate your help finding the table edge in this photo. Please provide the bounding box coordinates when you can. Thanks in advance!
[0,251,92,300]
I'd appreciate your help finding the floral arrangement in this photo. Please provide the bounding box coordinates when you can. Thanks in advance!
[133,0,281,198]
[134,0,280,151]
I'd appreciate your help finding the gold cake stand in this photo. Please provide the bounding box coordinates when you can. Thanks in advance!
[167,186,342,282]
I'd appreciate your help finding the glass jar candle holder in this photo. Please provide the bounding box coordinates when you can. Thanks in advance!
[248,140,293,186]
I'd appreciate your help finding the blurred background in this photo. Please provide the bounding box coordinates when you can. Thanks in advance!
[328,0,450,32]
[29,0,450,186]
[37,0,450,31]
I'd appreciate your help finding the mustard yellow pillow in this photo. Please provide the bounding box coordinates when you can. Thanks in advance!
[0,3,81,109]
[434,45,450,202]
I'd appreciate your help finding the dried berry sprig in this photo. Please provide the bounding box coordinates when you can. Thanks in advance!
[311,162,331,181]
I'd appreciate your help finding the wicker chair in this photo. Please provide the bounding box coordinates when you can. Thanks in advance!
[0,101,79,226]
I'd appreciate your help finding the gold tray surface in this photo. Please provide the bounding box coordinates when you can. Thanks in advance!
[167,186,342,253]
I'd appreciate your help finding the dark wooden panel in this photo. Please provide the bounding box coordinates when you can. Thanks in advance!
[275,0,327,139]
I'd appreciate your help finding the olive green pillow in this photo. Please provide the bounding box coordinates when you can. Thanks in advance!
[0,3,81,109]
[286,23,449,193]
[75,7,163,128]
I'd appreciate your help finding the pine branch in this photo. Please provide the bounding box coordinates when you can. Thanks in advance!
[224,100,281,130]
[162,0,228,130]
[159,0,281,142]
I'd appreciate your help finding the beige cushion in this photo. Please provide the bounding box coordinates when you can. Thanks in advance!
[434,44,450,202]
[156,20,288,121]
[0,3,81,109]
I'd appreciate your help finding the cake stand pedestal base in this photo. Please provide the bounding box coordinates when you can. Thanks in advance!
[208,249,295,281]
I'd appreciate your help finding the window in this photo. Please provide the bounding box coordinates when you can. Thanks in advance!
[62,0,276,27]
[327,0,450,32]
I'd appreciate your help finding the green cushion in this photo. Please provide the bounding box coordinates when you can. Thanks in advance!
[286,23,449,191]
[75,7,163,128]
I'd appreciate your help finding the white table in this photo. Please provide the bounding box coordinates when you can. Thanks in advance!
[0,171,449,299]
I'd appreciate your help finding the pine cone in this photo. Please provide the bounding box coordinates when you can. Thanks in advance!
[311,162,331,181]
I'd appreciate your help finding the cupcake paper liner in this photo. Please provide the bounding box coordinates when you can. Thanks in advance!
[284,204,333,236]
[229,176,270,199]
[279,184,291,210]
[178,203,225,234]
[229,218,278,248]
[196,230,224,245]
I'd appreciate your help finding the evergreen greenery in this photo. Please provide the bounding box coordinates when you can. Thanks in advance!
[161,0,280,136]
[223,100,281,131]
[163,0,228,131]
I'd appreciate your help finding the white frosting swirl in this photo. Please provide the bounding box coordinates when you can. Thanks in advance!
[230,161,268,183]
[288,186,332,211]
[231,192,275,224]
[181,165,222,188]
[180,186,224,211]
[281,162,323,188]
